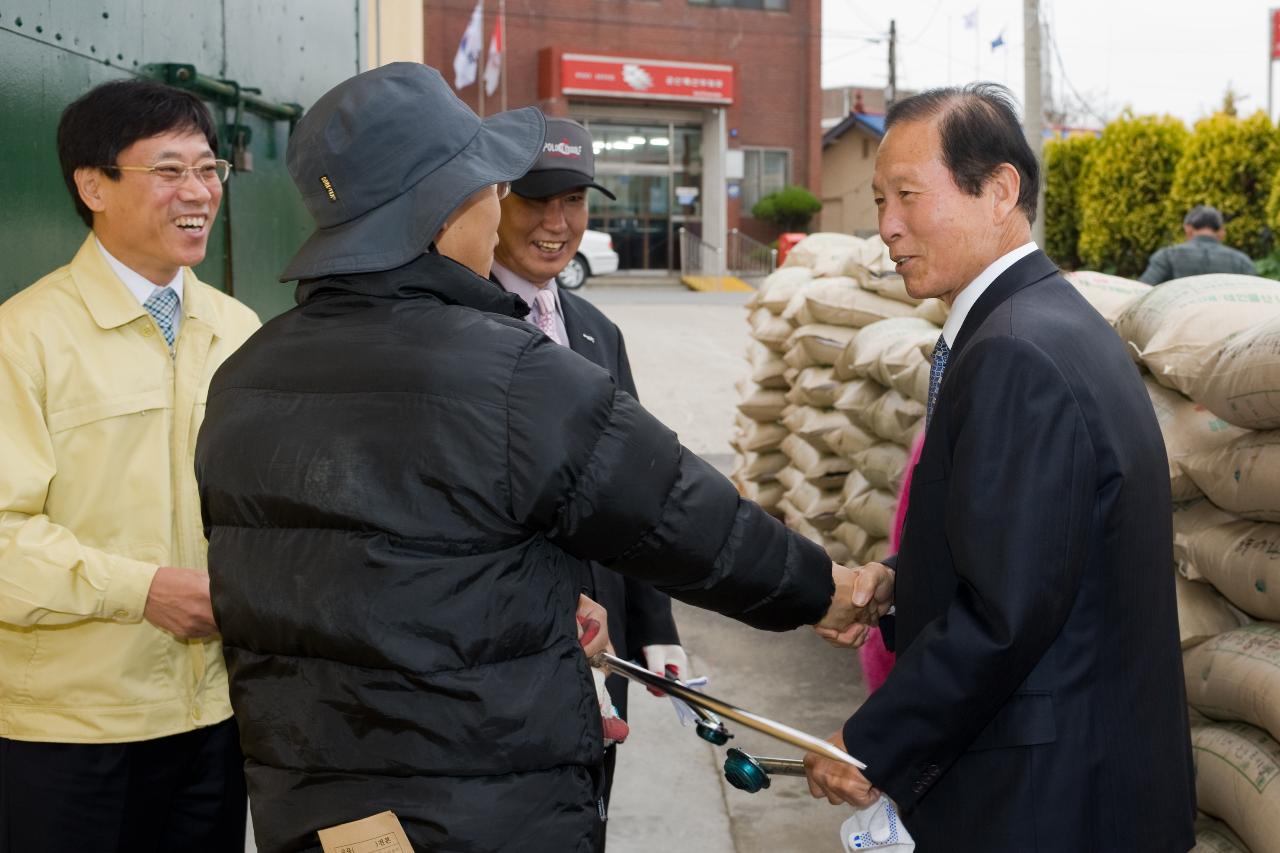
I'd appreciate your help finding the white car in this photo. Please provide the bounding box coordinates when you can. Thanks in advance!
[556,229,619,290]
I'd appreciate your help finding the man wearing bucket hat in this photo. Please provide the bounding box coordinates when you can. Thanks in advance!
[196,62,868,853]
[492,118,686,820]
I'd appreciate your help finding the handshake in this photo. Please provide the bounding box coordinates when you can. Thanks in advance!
[814,561,895,649]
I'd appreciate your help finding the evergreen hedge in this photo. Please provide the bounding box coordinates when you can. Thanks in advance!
[1043,134,1096,270]
[1077,113,1187,277]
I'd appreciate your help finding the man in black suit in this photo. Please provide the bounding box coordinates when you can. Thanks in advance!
[804,84,1196,852]
[492,117,685,814]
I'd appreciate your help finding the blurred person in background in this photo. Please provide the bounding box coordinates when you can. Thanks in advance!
[1139,204,1255,284]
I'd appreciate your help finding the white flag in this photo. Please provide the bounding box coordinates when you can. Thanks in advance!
[962,8,978,29]
[483,17,503,97]
[453,0,483,90]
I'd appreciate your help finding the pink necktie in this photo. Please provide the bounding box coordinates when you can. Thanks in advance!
[534,288,563,346]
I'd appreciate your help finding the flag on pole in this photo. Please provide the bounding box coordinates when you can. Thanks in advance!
[990,30,1005,51]
[962,8,978,29]
[453,0,483,90]
[484,16,503,97]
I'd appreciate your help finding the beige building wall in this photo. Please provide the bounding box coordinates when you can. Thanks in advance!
[820,130,880,236]
[364,0,424,69]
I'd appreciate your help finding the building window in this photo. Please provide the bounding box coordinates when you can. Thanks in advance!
[741,148,791,210]
[688,0,789,10]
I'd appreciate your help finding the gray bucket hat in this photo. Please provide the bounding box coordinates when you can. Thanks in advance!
[280,62,545,282]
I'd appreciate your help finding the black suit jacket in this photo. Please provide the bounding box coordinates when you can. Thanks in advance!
[559,290,681,702]
[523,285,682,717]
[844,251,1195,852]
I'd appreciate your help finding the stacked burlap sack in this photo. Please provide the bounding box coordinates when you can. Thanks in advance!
[733,233,947,567]
[1098,272,1280,853]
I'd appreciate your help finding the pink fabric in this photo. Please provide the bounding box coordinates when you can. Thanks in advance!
[859,431,927,694]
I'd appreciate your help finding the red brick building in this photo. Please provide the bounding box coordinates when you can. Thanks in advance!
[424,0,821,272]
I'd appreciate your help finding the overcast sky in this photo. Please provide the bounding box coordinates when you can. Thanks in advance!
[822,0,1279,126]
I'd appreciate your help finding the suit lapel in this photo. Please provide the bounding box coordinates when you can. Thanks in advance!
[950,250,1060,360]
[558,292,607,369]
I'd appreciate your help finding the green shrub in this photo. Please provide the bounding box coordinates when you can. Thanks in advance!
[1255,249,1280,281]
[1168,111,1279,259]
[1044,134,1097,270]
[1263,162,1280,246]
[752,185,822,231]
[1078,112,1188,277]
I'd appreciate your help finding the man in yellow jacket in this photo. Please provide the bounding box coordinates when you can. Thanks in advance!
[0,79,259,850]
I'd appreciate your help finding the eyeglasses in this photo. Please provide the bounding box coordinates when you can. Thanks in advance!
[107,159,232,186]
[496,181,511,200]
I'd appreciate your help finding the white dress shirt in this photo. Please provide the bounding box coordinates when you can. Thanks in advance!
[491,260,569,347]
[95,237,185,338]
[940,242,1038,348]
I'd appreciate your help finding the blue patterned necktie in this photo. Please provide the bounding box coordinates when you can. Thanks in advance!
[143,287,180,351]
[926,334,950,427]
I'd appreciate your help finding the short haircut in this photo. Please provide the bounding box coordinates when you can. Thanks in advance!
[1184,204,1224,231]
[57,78,220,228]
[885,83,1040,223]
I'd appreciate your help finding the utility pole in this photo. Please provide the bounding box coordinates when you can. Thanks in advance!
[887,19,897,110]
[500,0,508,111]
[1269,8,1279,121]
[1024,0,1045,247]
[477,0,486,117]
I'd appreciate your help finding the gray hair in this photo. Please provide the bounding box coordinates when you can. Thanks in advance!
[1184,205,1224,231]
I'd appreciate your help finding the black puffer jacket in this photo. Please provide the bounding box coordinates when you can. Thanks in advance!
[195,252,832,853]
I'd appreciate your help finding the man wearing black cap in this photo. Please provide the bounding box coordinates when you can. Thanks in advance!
[196,62,870,853]
[493,118,685,822]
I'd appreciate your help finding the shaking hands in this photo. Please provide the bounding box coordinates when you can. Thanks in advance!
[814,561,895,649]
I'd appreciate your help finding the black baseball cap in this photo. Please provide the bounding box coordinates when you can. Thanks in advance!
[511,118,617,201]
[280,63,545,282]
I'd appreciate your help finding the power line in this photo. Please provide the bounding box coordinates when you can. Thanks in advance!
[1042,2,1109,125]
[839,0,887,33]
[905,0,946,45]
[822,41,879,65]
[434,0,878,42]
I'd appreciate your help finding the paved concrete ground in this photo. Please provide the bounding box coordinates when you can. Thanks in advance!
[581,283,869,853]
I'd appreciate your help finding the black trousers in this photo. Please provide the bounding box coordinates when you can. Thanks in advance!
[0,718,246,853]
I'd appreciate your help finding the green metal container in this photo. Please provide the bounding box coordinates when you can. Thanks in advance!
[1,1,363,318]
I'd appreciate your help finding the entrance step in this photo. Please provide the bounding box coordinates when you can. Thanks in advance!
[680,274,754,293]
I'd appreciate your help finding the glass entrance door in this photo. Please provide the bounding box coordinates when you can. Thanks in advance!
[590,171,671,271]
[577,118,702,272]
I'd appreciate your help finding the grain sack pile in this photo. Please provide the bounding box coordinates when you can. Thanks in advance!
[1193,813,1251,853]
[732,233,944,566]
[1104,273,1280,853]
[1062,270,1152,325]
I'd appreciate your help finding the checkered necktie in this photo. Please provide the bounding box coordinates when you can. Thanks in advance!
[926,334,949,427]
[534,288,564,346]
[143,286,180,351]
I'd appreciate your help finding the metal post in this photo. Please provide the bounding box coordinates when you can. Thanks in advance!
[500,0,508,111]
[1024,0,1045,247]
[1270,8,1277,121]
[477,0,486,118]
[887,19,897,109]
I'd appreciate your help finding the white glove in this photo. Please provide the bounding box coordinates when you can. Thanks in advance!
[592,668,629,746]
[641,644,690,697]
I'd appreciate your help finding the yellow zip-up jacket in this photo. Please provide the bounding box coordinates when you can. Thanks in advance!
[0,236,260,743]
